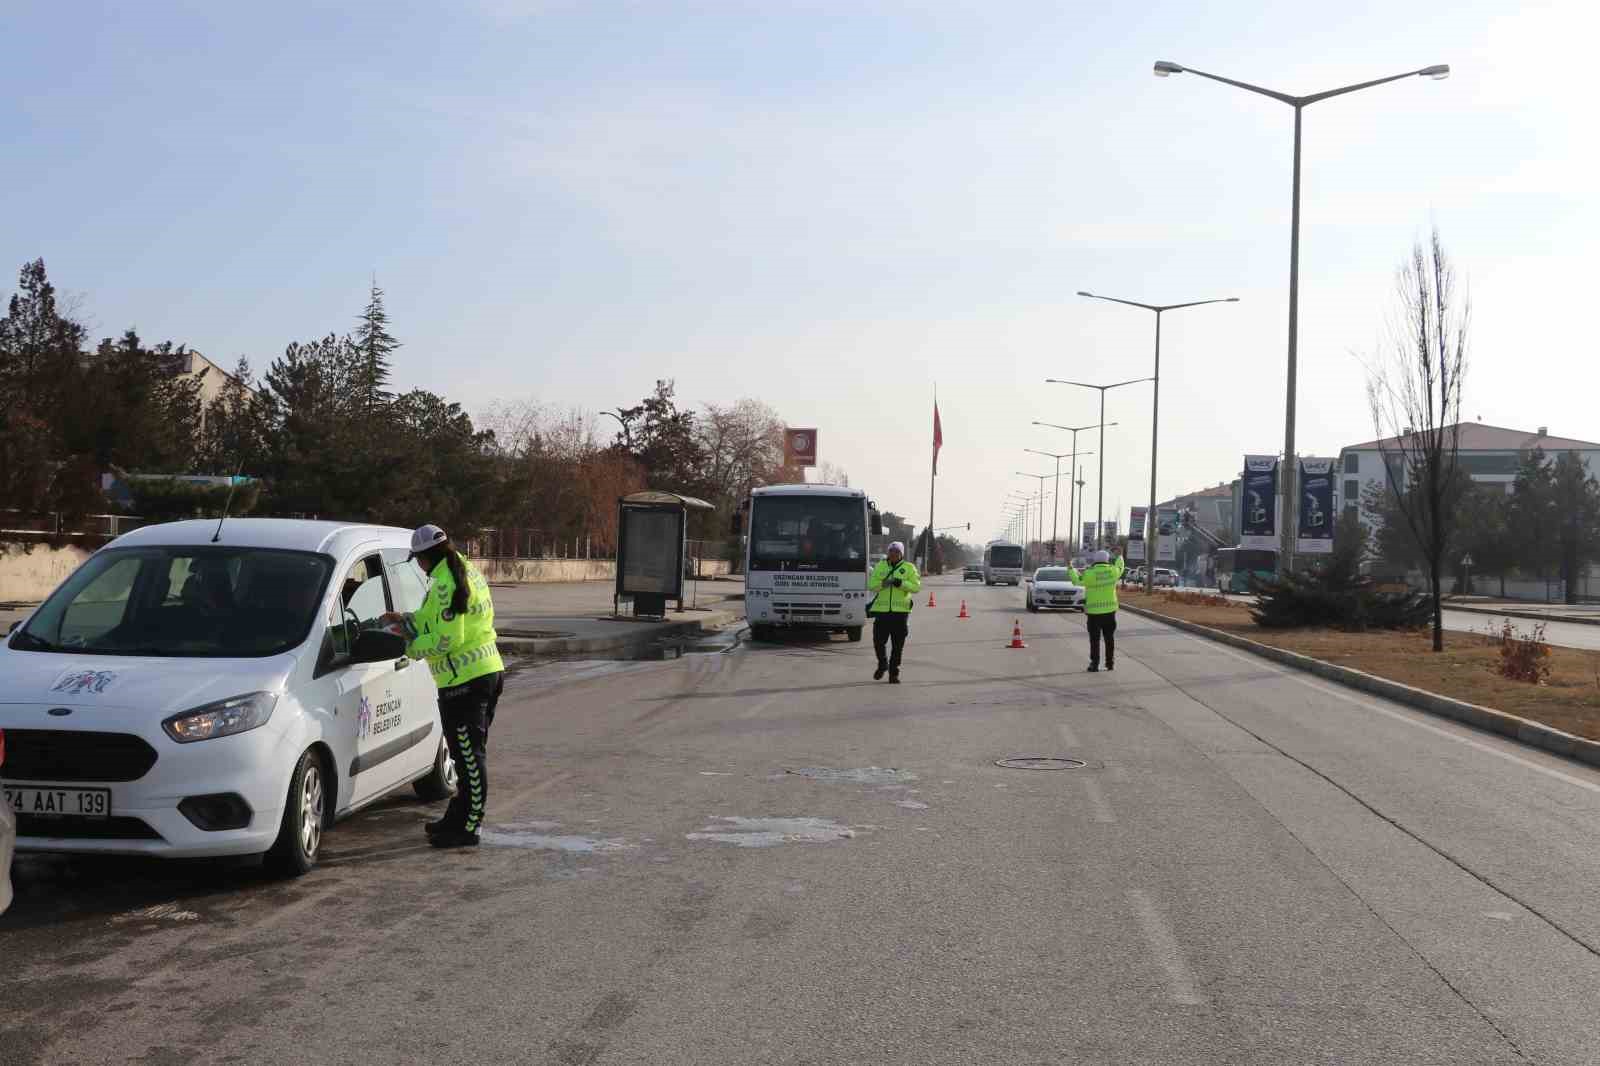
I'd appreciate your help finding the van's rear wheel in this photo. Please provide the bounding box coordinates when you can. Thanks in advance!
[265,749,326,878]
[846,627,863,642]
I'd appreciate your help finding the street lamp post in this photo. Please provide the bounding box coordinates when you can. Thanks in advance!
[1045,379,1153,549]
[1024,449,1072,559]
[1076,291,1237,593]
[1153,59,1449,572]
[1032,420,1110,555]
[1074,467,1088,553]
[1016,472,1051,562]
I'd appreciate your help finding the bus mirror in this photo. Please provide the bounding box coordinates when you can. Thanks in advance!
[871,513,884,536]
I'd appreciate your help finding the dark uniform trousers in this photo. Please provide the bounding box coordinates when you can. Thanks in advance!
[437,671,504,834]
[1087,612,1116,667]
[872,612,910,673]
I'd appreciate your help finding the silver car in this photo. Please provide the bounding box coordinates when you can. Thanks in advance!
[1,727,14,915]
[1026,567,1086,612]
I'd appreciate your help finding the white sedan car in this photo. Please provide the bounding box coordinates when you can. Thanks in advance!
[1025,567,1086,612]
[0,519,456,876]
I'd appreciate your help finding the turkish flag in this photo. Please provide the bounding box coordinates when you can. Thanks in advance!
[932,403,943,475]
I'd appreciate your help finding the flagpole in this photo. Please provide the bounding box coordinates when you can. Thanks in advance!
[925,385,937,572]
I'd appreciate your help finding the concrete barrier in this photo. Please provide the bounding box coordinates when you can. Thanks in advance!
[0,543,92,603]
[469,557,733,584]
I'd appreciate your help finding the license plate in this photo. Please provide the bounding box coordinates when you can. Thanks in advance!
[3,784,111,819]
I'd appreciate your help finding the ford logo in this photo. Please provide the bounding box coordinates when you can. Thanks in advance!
[47,707,72,717]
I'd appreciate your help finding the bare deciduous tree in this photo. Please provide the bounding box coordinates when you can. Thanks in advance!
[1365,228,1469,651]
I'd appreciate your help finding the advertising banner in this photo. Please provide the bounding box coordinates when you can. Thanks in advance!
[1156,508,1178,563]
[1082,522,1096,552]
[784,428,818,468]
[1297,457,1336,554]
[1103,520,1118,546]
[1127,507,1147,562]
[1240,455,1279,551]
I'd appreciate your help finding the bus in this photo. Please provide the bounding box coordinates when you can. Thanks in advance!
[741,484,880,642]
[1214,547,1277,594]
[983,539,1025,586]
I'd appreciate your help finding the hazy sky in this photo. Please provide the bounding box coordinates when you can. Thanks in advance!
[5,0,1595,542]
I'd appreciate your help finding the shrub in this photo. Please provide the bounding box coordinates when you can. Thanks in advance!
[1494,620,1551,684]
[1250,561,1429,631]
[1159,590,1233,609]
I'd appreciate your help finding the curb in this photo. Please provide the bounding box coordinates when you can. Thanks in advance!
[1444,602,1600,628]
[498,610,740,658]
[1120,603,1600,771]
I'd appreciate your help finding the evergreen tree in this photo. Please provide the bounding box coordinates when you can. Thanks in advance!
[352,281,398,412]
[1552,450,1600,604]
[1509,447,1559,581]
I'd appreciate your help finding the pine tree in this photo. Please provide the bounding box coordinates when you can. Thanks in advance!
[352,280,399,412]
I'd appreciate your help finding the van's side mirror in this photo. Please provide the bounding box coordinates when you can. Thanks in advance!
[6,620,19,635]
[353,629,407,664]
[871,512,884,537]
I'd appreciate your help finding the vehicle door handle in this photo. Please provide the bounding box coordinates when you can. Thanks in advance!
[393,657,411,671]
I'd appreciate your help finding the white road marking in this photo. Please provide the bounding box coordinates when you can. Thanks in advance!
[1081,776,1116,824]
[1202,641,1600,797]
[1127,888,1204,1006]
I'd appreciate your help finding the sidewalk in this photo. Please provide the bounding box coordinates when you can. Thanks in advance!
[1446,597,1600,628]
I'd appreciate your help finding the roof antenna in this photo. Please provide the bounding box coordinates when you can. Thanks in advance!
[211,461,246,543]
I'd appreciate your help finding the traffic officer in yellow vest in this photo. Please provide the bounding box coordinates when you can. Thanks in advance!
[382,524,504,848]
[1069,548,1125,672]
[867,541,921,684]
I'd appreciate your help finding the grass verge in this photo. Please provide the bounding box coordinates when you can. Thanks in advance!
[1121,589,1600,742]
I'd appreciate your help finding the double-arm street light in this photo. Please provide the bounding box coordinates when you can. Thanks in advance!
[1153,59,1449,571]
[1023,449,1077,560]
[1016,472,1051,560]
[1077,291,1237,592]
[1043,380,1152,549]
[1032,420,1110,554]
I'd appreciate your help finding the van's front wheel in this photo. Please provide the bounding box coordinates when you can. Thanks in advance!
[413,736,457,802]
[846,626,863,642]
[265,749,326,878]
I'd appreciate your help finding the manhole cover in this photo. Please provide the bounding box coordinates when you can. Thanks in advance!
[995,756,1087,771]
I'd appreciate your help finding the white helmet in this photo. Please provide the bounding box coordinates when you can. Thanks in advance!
[1092,550,1111,563]
[408,523,448,559]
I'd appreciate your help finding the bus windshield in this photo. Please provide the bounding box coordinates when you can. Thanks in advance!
[987,545,1024,568]
[749,496,867,572]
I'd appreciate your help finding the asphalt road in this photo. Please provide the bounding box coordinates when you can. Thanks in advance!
[6,575,1600,1064]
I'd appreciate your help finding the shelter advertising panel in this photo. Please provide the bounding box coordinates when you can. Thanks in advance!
[618,506,685,598]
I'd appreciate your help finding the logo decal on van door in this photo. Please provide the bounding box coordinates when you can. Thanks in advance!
[51,669,120,695]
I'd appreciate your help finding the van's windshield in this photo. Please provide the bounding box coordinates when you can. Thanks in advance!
[11,547,333,658]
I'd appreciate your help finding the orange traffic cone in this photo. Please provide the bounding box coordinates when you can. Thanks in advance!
[927,589,937,608]
[958,600,970,619]
[1007,619,1027,649]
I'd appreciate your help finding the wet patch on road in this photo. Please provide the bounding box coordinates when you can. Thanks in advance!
[783,766,916,785]
[685,816,863,847]
[479,820,635,853]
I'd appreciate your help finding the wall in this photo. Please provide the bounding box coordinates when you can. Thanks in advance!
[469,557,733,584]
[0,542,93,603]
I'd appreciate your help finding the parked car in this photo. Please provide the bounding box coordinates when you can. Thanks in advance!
[963,563,984,582]
[1152,567,1180,588]
[1025,567,1086,612]
[0,519,457,877]
[1124,567,1146,586]
[1,727,13,915]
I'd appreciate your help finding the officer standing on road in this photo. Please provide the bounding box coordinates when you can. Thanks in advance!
[867,540,921,684]
[1069,548,1125,673]
[381,524,504,849]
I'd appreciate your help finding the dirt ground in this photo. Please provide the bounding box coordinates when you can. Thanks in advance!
[1121,588,1600,742]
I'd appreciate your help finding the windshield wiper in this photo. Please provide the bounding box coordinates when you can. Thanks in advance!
[8,629,57,652]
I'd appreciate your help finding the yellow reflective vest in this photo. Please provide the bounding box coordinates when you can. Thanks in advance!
[1068,556,1125,615]
[404,557,503,689]
[868,558,922,614]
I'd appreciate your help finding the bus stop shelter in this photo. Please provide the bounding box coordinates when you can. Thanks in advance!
[615,490,715,619]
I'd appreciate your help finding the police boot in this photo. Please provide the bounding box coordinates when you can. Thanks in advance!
[429,829,480,849]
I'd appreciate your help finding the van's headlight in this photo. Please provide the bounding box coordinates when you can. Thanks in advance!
[163,692,279,743]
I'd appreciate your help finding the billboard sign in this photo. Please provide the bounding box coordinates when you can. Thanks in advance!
[1297,457,1336,554]
[784,428,818,468]
[1127,506,1147,562]
[1082,522,1096,552]
[1156,508,1178,562]
[1240,455,1279,551]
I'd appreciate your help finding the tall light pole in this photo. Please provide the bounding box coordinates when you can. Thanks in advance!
[1033,420,1110,554]
[1074,467,1088,553]
[1016,473,1050,562]
[1153,59,1449,572]
[1024,449,1072,559]
[1045,379,1152,549]
[1076,292,1237,592]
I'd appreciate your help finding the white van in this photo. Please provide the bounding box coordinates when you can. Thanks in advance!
[0,520,454,876]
